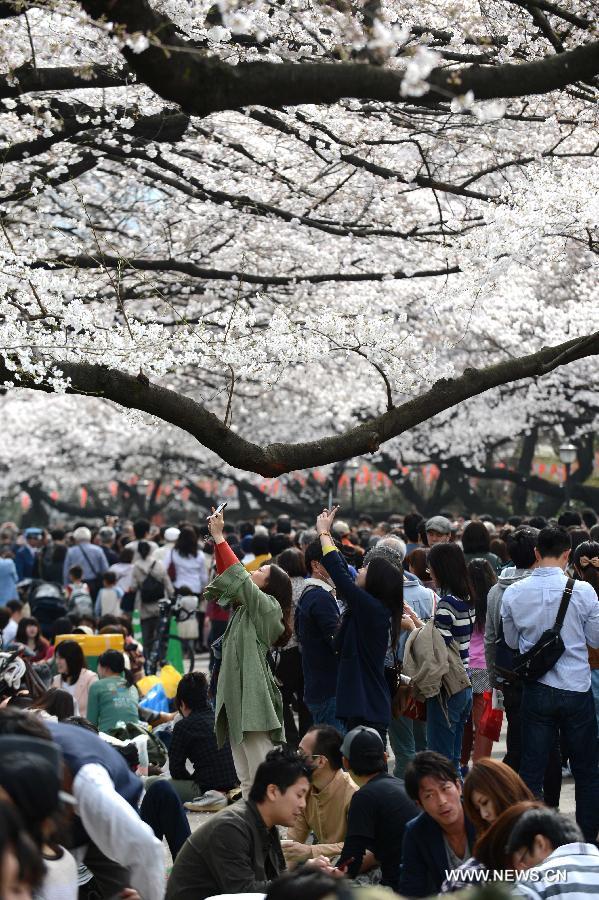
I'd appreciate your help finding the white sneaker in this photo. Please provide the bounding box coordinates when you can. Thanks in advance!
[184,790,227,812]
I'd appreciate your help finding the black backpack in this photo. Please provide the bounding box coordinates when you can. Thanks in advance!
[140,561,165,605]
[496,578,574,684]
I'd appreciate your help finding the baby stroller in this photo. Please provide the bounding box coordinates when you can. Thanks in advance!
[28,580,68,639]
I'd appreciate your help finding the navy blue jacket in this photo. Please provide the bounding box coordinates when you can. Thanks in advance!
[399,810,476,897]
[295,582,339,705]
[323,550,391,723]
[47,721,142,846]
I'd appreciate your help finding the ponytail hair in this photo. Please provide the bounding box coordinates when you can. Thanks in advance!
[137,541,152,561]
[97,649,134,686]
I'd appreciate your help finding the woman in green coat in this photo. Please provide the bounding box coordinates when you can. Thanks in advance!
[205,509,293,798]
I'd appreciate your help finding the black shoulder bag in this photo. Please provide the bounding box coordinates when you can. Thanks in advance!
[511,577,574,683]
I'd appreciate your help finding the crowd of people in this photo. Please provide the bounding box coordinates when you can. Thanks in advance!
[1,503,599,900]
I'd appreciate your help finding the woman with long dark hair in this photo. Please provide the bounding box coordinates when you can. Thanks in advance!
[205,507,292,798]
[273,548,312,747]
[315,507,403,745]
[427,542,474,770]
[30,687,75,721]
[461,521,503,574]
[461,559,498,768]
[52,640,97,717]
[573,540,599,731]
[15,617,52,663]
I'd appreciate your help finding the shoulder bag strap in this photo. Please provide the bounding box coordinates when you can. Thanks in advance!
[554,577,574,632]
[78,544,99,578]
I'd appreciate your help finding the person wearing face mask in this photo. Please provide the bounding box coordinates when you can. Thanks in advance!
[205,507,293,799]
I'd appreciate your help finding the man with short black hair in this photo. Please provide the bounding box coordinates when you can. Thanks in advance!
[155,671,238,808]
[507,807,599,898]
[400,751,475,898]
[166,747,330,900]
[126,519,158,561]
[284,725,357,865]
[295,540,341,728]
[501,526,599,842]
[403,513,424,555]
[336,726,418,892]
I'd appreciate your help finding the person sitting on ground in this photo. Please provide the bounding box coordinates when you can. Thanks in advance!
[399,751,476,898]
[439,800,545,894]
[52,640,97,717]
[507,806,599,898]
[0,798,45,899]
[166,747,333,900]
[30,688,76,722]
[94,571,123,618]
[150,671,238,809]
[86,649,140,734]
[438,759,535,892]
[14,616,52,662]
[0,746,78,900]
[335,726,418,892]
[0,708,164,900]
[463,758,534,835]
[284,725,357,866]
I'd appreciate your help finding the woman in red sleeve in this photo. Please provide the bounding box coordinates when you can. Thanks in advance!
[205,508,293,798]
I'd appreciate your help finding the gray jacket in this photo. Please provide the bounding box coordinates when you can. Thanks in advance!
[484,567,533,686]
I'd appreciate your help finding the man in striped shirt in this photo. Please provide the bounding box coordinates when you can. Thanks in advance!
[507,807,599,899]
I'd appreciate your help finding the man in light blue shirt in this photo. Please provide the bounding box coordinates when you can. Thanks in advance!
[501,526,599,842]
[63,526,108,598]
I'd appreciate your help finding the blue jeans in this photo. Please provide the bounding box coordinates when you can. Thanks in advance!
[426,687,472,773]
[389,715,427,778]
[520,681,599,842]
[307,697,345,733]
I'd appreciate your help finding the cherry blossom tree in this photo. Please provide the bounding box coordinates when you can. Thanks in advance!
[0,0,597,476]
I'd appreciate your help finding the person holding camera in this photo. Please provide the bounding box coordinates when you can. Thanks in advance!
[205,506,293,798]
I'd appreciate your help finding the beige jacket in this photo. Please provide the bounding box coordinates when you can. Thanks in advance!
[403,619,470,702]
[286,769,358,860]
[53,667,98,718]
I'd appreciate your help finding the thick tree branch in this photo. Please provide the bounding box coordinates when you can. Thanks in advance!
[76,0,599,115]
[2,330,598,476]
[33,253,460,285]
[0,63,134,100]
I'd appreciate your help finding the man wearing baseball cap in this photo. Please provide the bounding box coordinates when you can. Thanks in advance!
[335,726,418,891]
[425,516,452,547]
